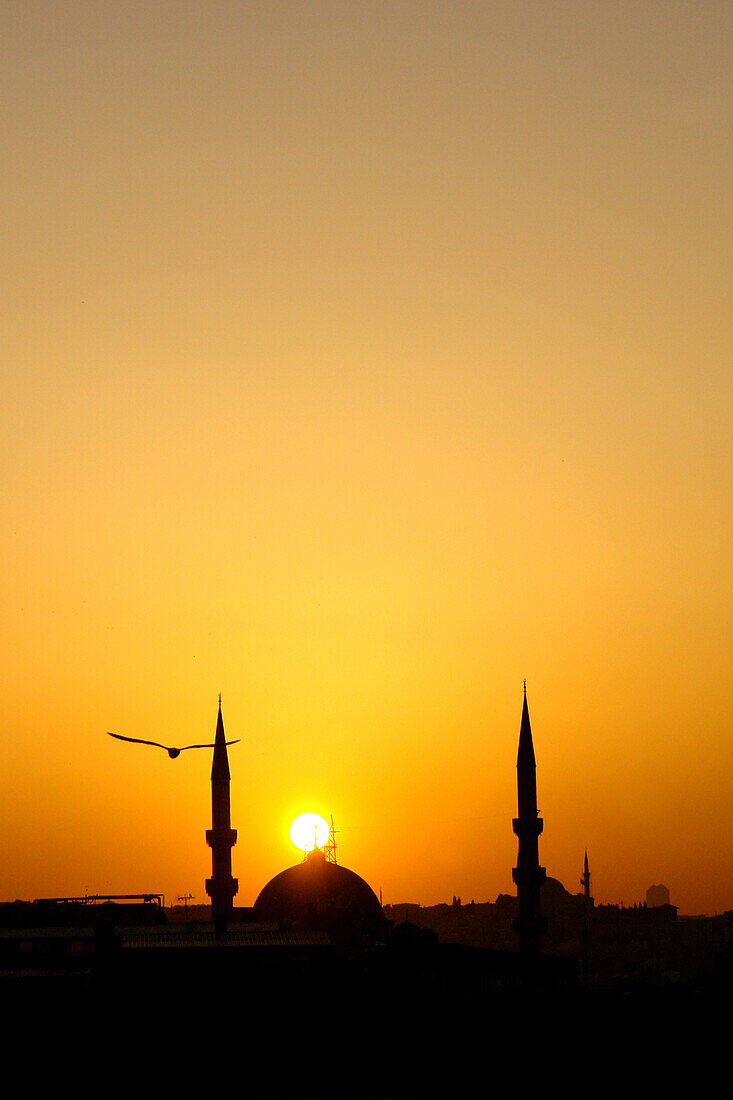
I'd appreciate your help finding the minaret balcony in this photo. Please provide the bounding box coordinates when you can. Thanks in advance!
[205,875,239,898]
[206,827,238,848]
[512,816,544,838]
[512,864,546,886]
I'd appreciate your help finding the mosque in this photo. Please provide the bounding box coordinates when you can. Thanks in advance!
[203,687,549,959]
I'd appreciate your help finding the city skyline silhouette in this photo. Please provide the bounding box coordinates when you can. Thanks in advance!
[1,684,728,1096]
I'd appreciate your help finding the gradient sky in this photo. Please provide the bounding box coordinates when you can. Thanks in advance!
[1,2,730,916]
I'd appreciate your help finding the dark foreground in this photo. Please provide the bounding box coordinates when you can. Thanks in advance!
[2,968,724,1096]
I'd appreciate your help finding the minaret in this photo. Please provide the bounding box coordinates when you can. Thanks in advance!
[205,696,238,929]
[580,850,592,988]
[512,683,546,954]
[580,850,592,904]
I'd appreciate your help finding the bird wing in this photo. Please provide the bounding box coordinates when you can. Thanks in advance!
[179,739,241,751]
[107,732,170,750]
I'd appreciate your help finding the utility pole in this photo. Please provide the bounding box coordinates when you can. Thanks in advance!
[177,893,194,931]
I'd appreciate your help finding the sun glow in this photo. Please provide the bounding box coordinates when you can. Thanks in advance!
[289,812,330,852]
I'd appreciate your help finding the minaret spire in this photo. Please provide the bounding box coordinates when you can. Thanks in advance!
[512,684,546,954]
[205,696,238,929]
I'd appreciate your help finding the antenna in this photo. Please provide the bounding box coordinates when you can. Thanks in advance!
[323,814,339,864]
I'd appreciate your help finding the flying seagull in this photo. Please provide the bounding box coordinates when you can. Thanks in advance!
[107,732,240,759]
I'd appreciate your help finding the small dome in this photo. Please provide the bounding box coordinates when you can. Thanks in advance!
[253,848,385,934]
[542,876,571,899]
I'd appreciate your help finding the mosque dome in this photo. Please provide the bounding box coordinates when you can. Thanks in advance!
[253,847,385,936]
[541,876,572,900]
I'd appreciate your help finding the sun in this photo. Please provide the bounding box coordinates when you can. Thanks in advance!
[289,812,330,852]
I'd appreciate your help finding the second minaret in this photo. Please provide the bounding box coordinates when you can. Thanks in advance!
[512,684,546,954]
[205,697,238,928]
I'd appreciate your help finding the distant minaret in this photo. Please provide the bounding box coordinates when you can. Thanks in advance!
[205,696,238,928]
[581,850,592,904]
[512,683,546,954]
[580,850,592,988]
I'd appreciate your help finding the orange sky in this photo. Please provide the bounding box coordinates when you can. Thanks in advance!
[1,2,731,916]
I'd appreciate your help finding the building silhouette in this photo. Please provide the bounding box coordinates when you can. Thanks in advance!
[647,883,671,908]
